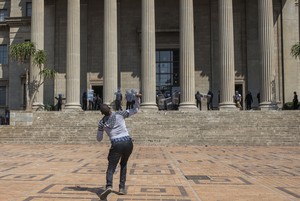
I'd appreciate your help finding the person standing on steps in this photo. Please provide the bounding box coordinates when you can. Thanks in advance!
[96,94,141,200]
[115,89,123,111]
[195,91,202,110]
[293,91,298,110]
[55,94,65,111]
[245,91,253,110]
[234,91,242,109]
[207,90,213,110]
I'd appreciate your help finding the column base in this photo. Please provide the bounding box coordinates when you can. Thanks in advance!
[65,103,82,111]
[140,103,158,111]
[259,102,278,110]
[179,103,197,112]
[32,102,44,111]
[219,102,238,111]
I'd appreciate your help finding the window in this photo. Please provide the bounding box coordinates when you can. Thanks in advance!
[0,9,7,22]
[0,45,7,64]
[26,2,32,17]
[156,49,180,101]
[156,50,179,88]
[0,86,6,106]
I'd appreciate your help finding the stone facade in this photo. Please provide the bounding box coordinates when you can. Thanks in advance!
[0,0,299,112]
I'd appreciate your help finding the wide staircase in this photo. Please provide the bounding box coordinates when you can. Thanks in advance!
[0,110,299,146]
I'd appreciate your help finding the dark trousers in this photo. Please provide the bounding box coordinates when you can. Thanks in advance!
[106,140,133,189]
[116,100,122,111]
[126,101,132,110]
[57,103,62,111]
[207,102,212,110]
[246,103,252,110]
[196,100,201,110]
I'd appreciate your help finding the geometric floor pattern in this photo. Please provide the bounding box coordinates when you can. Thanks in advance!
[0,144,299,201]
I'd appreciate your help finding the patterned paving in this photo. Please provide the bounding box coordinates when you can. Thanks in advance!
[0,144,299,201]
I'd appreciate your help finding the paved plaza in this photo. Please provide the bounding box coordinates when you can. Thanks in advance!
[0,144,300,201]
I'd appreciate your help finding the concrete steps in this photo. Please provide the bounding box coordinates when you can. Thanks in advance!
[0,110,299,145]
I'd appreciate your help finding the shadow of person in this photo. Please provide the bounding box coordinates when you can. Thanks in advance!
[67,185,121,200]
[67,186,105,200]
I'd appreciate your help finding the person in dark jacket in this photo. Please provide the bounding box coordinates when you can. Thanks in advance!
[55,94,64,111]
[195,91,202,110]
[293,91,298,110]
[245,91,253,110]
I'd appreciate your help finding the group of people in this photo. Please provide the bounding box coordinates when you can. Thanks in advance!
[195,90,213,110]
[55,89,142,112]
[194,89,262,110]
[156,90,180,110]
[114,89,141,111]
[82,92,103,111]
[233,91,299,110]
[54,89,298,112]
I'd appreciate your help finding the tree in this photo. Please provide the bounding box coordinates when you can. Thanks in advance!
[9,41,57,111]
[291,43,300,59]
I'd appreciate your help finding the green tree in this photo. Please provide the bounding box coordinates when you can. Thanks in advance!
[291,43,300,59]
[10,41,56,111]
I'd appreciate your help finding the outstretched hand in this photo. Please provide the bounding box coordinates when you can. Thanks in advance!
[135,93,142,98]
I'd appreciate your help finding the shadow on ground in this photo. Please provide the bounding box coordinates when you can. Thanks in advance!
[68,186,122,200]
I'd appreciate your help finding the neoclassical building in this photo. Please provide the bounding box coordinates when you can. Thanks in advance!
[0,0,299,111]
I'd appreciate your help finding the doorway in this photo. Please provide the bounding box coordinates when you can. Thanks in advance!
[92,86,103,99]
[156,49,180,110]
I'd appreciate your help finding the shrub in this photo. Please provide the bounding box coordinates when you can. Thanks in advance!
[282,102,299,110]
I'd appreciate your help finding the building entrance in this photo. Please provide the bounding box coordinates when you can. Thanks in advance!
[156,49,180,110]
[92,85,103,100]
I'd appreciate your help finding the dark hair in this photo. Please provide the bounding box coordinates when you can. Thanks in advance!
[99,104,111,116]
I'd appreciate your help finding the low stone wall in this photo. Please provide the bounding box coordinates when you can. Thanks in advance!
[9,111,33,126]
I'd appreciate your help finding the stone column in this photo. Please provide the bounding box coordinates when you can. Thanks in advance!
[140,0,157,110]
[218,0,236,110]
[179,0,197,110]
[258,0,277,109]
[65,0,81,110]
[103,0,118,105]
[31,0,44,109]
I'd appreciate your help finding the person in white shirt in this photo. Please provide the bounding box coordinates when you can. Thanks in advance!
[96,95,140,199]
[234,91,242,109]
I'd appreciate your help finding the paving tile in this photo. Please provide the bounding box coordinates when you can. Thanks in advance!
[0,145,299,201]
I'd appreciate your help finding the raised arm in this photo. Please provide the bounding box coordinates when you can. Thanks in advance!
[96,121,104,141]
[128,93,141,115]
[117,94,141,118]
